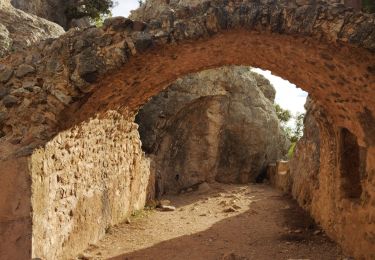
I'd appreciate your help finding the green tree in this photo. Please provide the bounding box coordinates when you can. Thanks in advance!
[363,0,375,13]
[274,104,292,125]
[66,0,115,21]
[290,112,305,143]
[274,103,305,144]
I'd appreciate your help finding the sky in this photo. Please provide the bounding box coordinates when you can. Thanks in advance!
[112,1,139,17]
[112,1,308,118]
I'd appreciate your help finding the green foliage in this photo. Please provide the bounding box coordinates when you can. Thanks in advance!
[292,112,305,142]
[92,12,112,27]
[274,104,292,124]
[274,103,305,143]
[288,142,297,158]
[363,0,375,13]
[66,0,115,21]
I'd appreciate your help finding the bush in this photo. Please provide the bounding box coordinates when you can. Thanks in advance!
[363,0,375,13]
[66,0,114,21]
[274,103,305,143]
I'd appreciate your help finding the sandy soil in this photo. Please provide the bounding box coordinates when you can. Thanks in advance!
[78,183,347,260]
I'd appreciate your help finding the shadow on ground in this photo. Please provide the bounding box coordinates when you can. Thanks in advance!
[109,185,343,260]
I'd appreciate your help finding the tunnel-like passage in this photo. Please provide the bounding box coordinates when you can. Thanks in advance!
[0,0,374,259]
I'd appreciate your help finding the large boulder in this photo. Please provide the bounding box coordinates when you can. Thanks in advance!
[0,4,64,58]
[136,66,289,194]
[10,0,68,28]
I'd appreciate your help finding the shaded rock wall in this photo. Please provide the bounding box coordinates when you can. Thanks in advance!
[136,66,289,194]
[289,98,321,209]
[30,111,151,259]
[289,100,375,258]
[0,157,31,260]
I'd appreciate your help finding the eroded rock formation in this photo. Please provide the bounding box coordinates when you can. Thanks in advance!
[0,1,64,58]
[136,66,289,194]
[0,0,374,259]
[10,0,69,27]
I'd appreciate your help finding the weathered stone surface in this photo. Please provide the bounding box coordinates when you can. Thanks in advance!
[10,0,69,28]
[267,160,292,193]
[0,0,373,259]
[0,67,13,83]
[30,111,151,259]
[0,4,64,58]
[289,98,320,209]
[2,95,18,108]
[15,64,35,78]
[0,23,11,58]
[288,98,375,259]
[136,66,289,193]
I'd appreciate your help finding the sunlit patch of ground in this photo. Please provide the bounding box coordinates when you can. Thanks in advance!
[79,183,345,260]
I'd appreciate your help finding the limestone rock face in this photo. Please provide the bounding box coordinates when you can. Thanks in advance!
[136,66,289,194]
[131,0,347,21]
[10,0,69,28]
[0,4,64,58]
[130,0,210,20]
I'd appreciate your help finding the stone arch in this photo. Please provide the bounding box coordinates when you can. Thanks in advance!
[0,0,374,259]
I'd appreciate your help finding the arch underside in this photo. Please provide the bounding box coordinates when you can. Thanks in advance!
[56,29,374,258]
[63,30,375,146]
[0,0,374,258]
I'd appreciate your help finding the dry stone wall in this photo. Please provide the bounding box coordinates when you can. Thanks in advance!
[286,99,375,258]
[30,111,151,259]
[0,0,374,258]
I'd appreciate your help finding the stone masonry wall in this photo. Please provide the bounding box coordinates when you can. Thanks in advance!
[29,111,151,259]
[288,100,375,258]
[0,0,374,258]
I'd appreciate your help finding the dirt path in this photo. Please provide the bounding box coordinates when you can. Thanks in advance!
[79,183,346,260]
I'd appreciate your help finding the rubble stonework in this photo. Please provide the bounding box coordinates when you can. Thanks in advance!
[0,0,374,258]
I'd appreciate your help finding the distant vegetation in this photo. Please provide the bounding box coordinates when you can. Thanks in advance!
[274,104,305,158]
[363,0,375,13]
[66,0,115,23]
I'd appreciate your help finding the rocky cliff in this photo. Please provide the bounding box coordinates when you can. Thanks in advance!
[136,66,289,194]
[10,0,68,27]
[0,2,64,58]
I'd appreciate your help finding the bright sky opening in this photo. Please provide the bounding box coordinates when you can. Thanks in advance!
[112,0,139,17]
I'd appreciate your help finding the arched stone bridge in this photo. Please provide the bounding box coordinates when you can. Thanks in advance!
[0,0,374,259]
